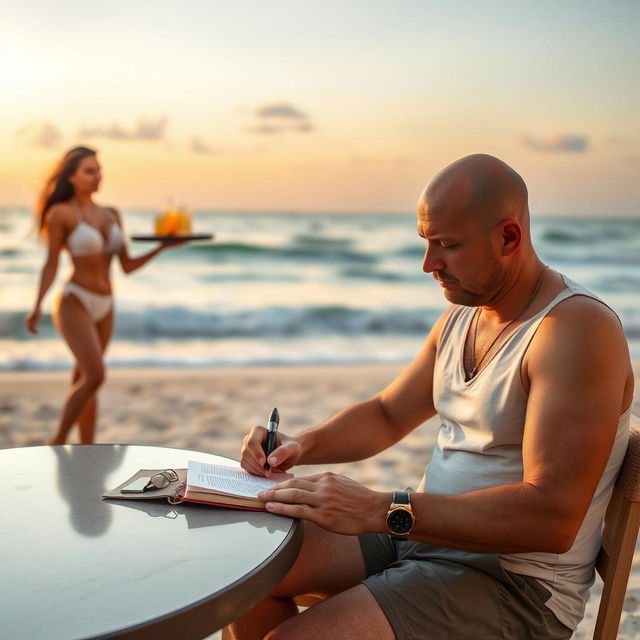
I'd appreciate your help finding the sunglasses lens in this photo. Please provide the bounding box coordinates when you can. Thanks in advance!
[150,474,168,488]
[146,470,178,490]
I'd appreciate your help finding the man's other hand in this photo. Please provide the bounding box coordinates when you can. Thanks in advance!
[241,425,302,477]
[257,472,388,535]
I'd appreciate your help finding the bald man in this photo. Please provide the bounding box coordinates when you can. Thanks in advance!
[227,155,634,640]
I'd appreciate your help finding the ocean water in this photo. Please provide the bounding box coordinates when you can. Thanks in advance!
[1,208,639,371]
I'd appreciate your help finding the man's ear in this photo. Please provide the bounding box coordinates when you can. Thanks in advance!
[499,219,522,257]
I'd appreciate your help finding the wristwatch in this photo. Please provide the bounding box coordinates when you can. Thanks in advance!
[386,491,415,537]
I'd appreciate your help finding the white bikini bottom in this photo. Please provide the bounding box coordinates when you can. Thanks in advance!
[63,282,113,322]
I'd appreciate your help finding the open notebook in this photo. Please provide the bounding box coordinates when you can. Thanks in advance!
[103,461,292,511]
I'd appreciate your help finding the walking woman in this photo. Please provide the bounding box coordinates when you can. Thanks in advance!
[26,146,184,444]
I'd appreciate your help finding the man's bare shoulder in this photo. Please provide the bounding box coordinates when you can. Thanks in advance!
[524,291,634,428]
[527,293,630,381]
[544,294,624,337]
[430,305,455,347]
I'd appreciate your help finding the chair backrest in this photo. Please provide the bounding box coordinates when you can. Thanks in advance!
[593,417,640,640]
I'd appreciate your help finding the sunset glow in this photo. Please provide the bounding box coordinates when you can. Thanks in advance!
[1,1,638,215]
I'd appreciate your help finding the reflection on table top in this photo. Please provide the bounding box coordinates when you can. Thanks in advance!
[2,444,302,639]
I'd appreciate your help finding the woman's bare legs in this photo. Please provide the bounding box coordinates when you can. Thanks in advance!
[70,310,113,443]
[72,364,97,444]
[49,293,112,445]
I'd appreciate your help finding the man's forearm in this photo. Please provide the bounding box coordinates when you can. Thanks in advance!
[375,482,582,554]
[296,396,403,465]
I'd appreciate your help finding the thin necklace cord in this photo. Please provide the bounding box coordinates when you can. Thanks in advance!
[468,266,549,380]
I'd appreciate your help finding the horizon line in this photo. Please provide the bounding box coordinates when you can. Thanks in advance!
[0,203,638,220]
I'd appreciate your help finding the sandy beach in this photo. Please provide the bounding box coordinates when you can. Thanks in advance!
[2,361,639,638]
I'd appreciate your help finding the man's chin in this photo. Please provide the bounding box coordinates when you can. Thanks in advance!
[442,289,481,307]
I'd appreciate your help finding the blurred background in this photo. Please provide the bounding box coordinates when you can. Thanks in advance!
[1,210,639,370]
[1,0,639,370]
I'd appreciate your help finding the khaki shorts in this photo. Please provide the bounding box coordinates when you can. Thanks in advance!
[359,534,573,640]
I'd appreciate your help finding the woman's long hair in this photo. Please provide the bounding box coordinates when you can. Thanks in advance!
[36,146,97,234]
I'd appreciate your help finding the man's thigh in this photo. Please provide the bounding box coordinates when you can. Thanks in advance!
[362,539,572,640]
[268,584,395,640]
[273,520,367,599]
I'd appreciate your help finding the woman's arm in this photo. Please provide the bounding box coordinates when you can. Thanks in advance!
[112,208,186,274]
[118,243,165,274]
[26,207,66,334]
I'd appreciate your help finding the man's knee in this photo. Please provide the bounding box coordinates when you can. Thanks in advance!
[265,585,395,640]
[271,521,366,599]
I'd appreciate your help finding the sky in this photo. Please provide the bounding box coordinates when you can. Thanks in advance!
[1,0,639,216]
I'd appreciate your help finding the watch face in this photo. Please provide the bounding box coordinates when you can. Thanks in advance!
[387,507,413,534]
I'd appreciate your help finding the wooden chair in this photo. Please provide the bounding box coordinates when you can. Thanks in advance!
[593,418,640,640]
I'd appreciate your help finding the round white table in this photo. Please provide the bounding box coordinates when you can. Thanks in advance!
[1,444,302,639]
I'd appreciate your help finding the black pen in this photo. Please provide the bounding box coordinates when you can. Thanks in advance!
[263,407,279,470]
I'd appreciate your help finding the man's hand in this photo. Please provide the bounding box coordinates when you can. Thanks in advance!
[241,426,303,477]
[257,472,389,535]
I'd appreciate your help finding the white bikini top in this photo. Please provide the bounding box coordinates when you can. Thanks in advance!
[67,203,125,257]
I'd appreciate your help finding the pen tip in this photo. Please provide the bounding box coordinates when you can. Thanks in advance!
[270,407,279,422]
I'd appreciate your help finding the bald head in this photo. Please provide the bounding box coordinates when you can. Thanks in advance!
[419,154,529,230]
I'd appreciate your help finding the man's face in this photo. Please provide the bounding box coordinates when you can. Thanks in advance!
[417,201,504,307]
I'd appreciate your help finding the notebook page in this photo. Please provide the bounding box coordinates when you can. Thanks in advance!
[187,460,291,498]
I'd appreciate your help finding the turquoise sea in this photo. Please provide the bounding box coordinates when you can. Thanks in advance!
[1,209,639,370]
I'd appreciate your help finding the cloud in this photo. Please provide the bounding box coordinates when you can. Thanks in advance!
[520,134,588,153]
[189,136,215,154]
[244,124,283,135]
[605,135,635,147]
[78,117,167,141]
[256,104,308,119]
[15,121,62,148]
[245,102,314,135]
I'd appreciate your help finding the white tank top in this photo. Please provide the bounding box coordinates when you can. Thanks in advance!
[427,275,631,630]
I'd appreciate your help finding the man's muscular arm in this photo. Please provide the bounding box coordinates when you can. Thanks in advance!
[261,297,632,553]
[401,296,630,552]
[241,311,448,476]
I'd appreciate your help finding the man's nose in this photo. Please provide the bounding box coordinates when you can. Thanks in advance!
[422,245,444,273]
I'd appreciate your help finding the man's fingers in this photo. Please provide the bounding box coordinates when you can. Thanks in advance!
[241,455,267,477]
[241,427,300,477]
[258,480,319,504]
[295,472,331,482]
[240,425,268,476]
[246,425,267,455]
[271,477,318,492]
[264,501,320,523]
[265,440,297,469]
